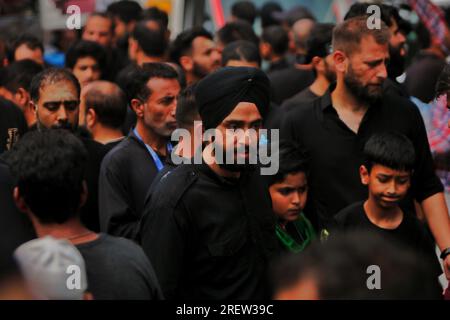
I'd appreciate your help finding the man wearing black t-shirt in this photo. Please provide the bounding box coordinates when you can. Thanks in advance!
[281,17,450,279]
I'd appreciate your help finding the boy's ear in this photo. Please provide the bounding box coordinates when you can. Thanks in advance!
[13,187,28,213]
[360,165,370,185]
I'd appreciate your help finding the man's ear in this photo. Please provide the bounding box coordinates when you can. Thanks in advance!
[259,42,271,59]
[179,55,194,73]
[312,56,324,73]
[85,108,96,129]
[130,98,144,118]
[360,165,370,185]
[13,187,28,213]
[14,88,29,109]
[332,50,347,74]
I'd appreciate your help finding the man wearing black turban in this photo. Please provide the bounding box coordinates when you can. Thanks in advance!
[140,67,280,300]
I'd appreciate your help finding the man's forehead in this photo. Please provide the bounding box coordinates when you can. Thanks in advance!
[86,16,111,30]
[192,36,214,52]
[146,77,180,94]
[39,80,78,99]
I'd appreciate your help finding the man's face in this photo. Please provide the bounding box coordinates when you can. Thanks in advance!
[361,164,411,209]
[72,56,101,88]
[140,78,180,137]
[213,102,263,172]
[34,80,79,131]
[269,172,308,223]
[82,16,113,48]
[15,44,44,65]
[191,36,221,79]
[344,36,389,104]
[387,19,407,78]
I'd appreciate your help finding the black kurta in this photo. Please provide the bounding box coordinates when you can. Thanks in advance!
[98,129,164,240]
[140,162,279,300]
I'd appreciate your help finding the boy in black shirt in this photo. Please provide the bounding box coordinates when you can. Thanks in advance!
[335,132,442,278]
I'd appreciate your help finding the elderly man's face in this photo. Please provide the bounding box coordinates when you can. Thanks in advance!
[34,80,80,131]
[82,16,113,48]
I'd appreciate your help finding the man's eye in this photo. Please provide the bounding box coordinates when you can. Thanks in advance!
[377,176,389,183]
[44,102,60,111]
[65,101,79,111]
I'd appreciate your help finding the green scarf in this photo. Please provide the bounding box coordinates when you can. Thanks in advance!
[276,213,316,253]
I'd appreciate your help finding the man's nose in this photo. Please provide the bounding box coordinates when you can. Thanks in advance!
[377,63,388,79]
[56,106,68,121]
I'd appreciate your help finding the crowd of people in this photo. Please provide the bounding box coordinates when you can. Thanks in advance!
[0,0,449,300]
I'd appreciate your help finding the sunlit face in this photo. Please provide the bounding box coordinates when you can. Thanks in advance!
[137,77,180,137]
[212,102,262,171]
[270,172,308,223]
[82,16,113,47]
[72,56,101,88]
[343,36,389,104]
[191,36,221,79]
[360,164,411,209]
[34,80,79,131]
[15,44,44,65]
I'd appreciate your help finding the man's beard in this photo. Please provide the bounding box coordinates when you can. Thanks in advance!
[215,144,258,173]
[37,120,76,132]
[324,60,336,83]
[344,66,383,105]
[387,44,406,79]
[192,61,216,80]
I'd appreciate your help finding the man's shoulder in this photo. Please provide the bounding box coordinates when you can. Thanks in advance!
[101,135,146,166]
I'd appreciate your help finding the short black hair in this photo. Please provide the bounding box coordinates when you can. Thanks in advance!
[30,68,81,103]
[131,20,167,57]
[65,40,107,72]
[7,34,44,63]
[7,130,88,224]
[271,231,442,299]
[176,84,198,129]
[84,82,127,129]
[363,131,415,172]
[141,6,169,29]
[122,62,179,104]
[436,63,450,97]
[221,40,261,67]
[305,23,335,64]
[169,27,213,65]
[231,1,257,25]
[106,0,142,24]
[266,141,309,186]
[260,2,283,28]
[216,21,260,47]
[2,59,44,93]
[261,25,289,56]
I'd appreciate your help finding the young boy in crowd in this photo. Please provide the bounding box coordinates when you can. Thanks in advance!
[267,142,316,253]
[334,132,442,279]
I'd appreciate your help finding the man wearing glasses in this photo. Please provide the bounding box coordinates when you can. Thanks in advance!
[28,68,108,232]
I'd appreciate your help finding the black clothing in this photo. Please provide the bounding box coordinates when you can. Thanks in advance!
[405,51,446,103]
[76,233,163,300]
[383,78,408,98]
[281,86,443,228]
[281,87,319,112]
[99,129,167,240]
[334,201,442,278]
[0,98,27,154]
[267,57,291,74]
[140,163,279,300]
[268,67,315,105]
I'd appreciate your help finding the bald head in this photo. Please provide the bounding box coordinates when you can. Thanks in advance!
[83,81,127,129]
[292,19,316,54]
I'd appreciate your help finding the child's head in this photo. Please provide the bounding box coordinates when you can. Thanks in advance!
[361,132,415,209]
[268,142,309,222]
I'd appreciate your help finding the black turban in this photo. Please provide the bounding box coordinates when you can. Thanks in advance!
[195,67,271,130]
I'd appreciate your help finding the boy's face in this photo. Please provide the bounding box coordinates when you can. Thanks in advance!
[360,164,411,209]
[269,172,308,222]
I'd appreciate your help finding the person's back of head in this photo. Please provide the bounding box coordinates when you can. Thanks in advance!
[221,40,261,68]
[7,129,88,225]
[106,0,142,25]
[272,231,442,299]
[363,131,415,173]
[231,1,257,25]
[84,81,127,130]
[7,34,44,65]
[169,27,213,65]
[261,25,289,57]
[216,21,260,49]
[141,6,169,30]
[2,59,44,95]
[14,236,89,300]
[260,2,283,28]
[176,84,199,130]
[291,18,316,55]
[131,20,167,58]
